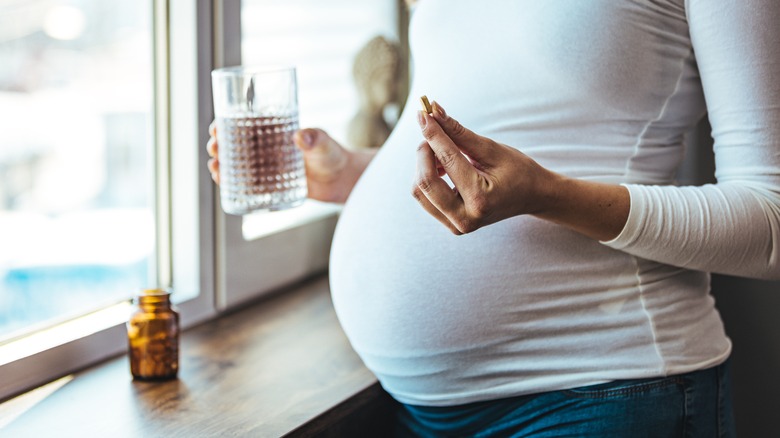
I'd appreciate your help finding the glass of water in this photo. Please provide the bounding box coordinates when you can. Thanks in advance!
[211,65,307,215]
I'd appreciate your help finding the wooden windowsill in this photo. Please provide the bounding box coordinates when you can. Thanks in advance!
[1,275,395,437]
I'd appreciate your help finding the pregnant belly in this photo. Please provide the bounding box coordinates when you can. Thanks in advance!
[328,200,641,357]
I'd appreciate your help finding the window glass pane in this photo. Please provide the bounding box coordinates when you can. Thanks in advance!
[241,0,398,145]
[239,0,398,240]
[0,0,154,340]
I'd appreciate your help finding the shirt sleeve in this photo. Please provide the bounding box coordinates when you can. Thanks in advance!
[602,0,780,280]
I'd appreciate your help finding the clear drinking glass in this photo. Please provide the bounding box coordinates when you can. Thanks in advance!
[211,65,307,215]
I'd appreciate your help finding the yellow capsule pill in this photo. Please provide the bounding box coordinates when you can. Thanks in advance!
[420,95,432,114]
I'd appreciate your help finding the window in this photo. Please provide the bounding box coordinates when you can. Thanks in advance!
[0,0,405,403]
[238,0,402,238]
[0,0,153,341]
[216,0,404,308]
[0,0,213,401]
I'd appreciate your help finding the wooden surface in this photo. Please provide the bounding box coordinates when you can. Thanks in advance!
[3,275,390,437]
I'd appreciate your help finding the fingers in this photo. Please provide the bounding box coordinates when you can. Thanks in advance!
[414,103,504,234]
[412,186,463,235]
[207,120,219,183]
[207,157,220,184]
[418,110,478,196]
[206,136,218,158]
[430,101,492,166]
[412,141,464,235]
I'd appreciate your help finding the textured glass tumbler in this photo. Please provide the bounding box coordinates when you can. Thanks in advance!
[212,65,307,215]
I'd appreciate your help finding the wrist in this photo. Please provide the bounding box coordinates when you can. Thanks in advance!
[346,149,377,176]
[333,148,376,203]
[532,175,630,242]
[530,169,570,217]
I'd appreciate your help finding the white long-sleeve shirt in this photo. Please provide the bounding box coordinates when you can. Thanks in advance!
[329,0,780,406]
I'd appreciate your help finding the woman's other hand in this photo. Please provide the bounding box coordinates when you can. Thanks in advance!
[206,121,221,184]
[292,128,374,203]
[206,122,374,204]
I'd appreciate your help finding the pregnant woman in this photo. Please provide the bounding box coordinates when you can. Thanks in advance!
[208,1,780,435]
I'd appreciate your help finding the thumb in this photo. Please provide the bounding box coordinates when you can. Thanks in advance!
[293,128,319,151]
[294,128,340,153]
[430,101,493,164]
[293,128,347,170]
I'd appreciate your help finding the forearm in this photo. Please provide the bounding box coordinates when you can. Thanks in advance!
[536,173,780,280]
[534,174,630,242]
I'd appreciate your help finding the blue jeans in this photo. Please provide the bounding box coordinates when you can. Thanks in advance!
[395,359,735,437]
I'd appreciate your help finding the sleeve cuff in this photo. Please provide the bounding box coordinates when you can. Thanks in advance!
[600,183,644,249]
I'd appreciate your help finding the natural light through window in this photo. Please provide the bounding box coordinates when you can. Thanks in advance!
[239,0,399,240]
[0,0,154,340]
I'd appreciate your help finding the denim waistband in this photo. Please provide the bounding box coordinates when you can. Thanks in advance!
[396,359,735,437]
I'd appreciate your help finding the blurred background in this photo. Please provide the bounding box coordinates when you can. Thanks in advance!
[0,0,405,340]
[0,0,154,339]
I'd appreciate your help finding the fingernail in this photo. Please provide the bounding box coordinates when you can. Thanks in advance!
[432,101,446,119]
[417,110,427,128]
[301,130,315,149]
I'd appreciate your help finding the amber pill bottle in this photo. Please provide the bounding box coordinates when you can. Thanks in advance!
[127,289,180,381]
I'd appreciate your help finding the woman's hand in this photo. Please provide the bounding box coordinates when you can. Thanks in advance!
[412,102,629,240]
[206,122,221,184]
[206,122,375,204]
[412,102,557,234]
[291,128,375,203]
